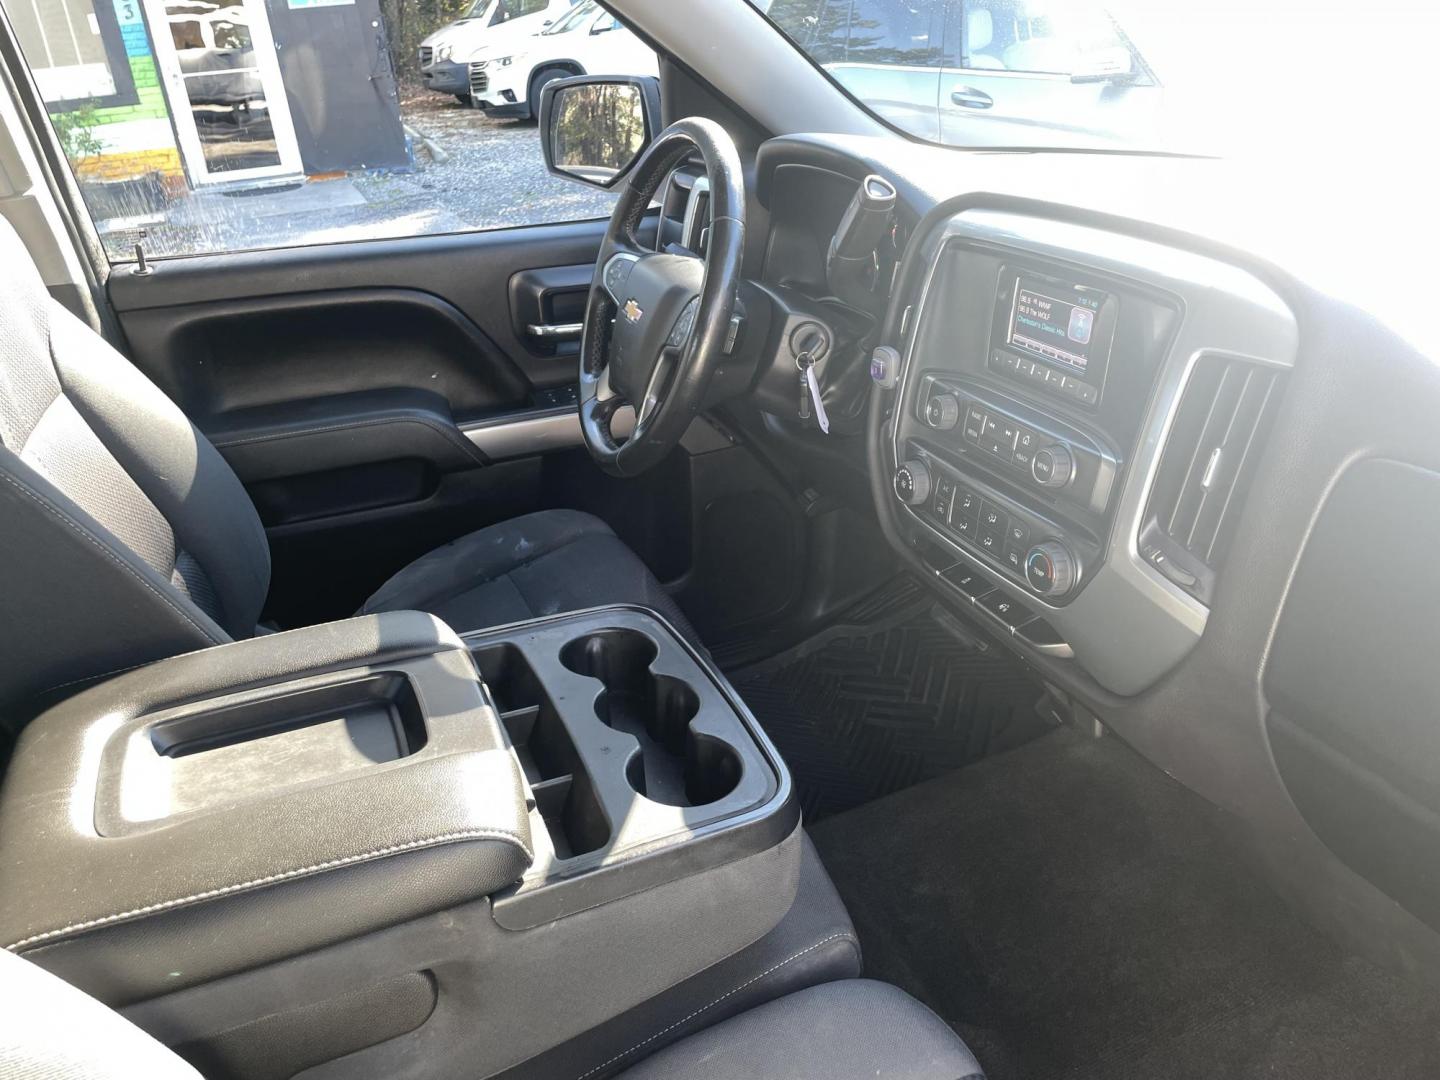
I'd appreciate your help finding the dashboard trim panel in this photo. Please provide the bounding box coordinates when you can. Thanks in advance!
[892,210,1298,695]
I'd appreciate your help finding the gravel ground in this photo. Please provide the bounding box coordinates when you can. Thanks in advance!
[97,88,619,261]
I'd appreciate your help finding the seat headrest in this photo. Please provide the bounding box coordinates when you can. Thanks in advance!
[968,8,994,53]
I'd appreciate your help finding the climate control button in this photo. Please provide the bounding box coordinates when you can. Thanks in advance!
[894,459,932,505]
[1025,541,1077,598]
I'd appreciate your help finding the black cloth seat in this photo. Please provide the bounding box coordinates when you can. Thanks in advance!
[613,979,984,1080]
[0,949,983,1080]
[0,214,689,719]
[359,509,698,641]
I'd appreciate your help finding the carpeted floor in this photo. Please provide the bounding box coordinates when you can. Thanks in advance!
[729,584,1049,822]
[810,726,1440,1080]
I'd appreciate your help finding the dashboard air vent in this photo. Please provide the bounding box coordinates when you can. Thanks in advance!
[1139,354,1283,604]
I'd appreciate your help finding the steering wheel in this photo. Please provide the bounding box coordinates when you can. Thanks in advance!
[579,117,745,477]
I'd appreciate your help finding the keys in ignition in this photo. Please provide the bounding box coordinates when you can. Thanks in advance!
[797,352,830,434]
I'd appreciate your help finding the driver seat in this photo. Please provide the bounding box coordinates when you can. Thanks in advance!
[0,217,692,720]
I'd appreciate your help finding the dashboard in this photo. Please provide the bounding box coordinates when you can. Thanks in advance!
[887,211,1294,695]
[742,131,1440,984]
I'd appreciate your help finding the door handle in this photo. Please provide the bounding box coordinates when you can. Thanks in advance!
[950,86,994,109]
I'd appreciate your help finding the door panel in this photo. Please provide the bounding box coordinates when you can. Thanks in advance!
[107,216,661,625]
[117,287,532,420]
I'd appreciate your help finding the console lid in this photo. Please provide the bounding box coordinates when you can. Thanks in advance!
[0,611,531,1004]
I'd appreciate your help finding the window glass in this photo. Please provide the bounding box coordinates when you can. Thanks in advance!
[544,0,597,35]
[490,0,548,25]
[765,0,851,65]
[847,0,947,66]
[9,0,138,110]
[753,0,1435,156]
[962,0,1127,74]
[13,0,657,261]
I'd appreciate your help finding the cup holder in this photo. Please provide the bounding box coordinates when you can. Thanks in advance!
[560,629,741,807]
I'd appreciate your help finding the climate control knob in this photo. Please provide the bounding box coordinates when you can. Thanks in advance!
[924,393,961,431]
[1025,541,1077,598]
[893,459,932,505]
[1031,443,1074,488]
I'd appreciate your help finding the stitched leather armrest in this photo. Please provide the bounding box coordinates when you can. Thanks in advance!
[0,611,531,1005]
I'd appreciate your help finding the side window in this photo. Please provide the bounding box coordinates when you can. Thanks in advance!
[959,0,1132,75]
[845,0,946,67]
[490,0,548,25]
[13,0,657,261]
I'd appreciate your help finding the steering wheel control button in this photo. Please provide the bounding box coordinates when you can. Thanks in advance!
[978,590,1034,629]
[1025,542,1077,598]
[925,393,961,430]
[962,405,986,444]
[602,253,637,299]
[666,298,700,347]
[1031,443,1074,488]
[894,460,932,505]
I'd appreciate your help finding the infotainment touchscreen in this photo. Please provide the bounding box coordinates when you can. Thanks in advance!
[1006,274,1108,374]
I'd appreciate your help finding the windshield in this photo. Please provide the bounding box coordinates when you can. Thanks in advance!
[746,0,1433,156]
[545,0,598,35]
[461,0,494,20]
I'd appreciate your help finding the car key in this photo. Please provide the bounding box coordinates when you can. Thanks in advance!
[800,353,831,434]
[797,349,813,420]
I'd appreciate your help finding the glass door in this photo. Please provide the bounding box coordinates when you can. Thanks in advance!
[145,0,303,184]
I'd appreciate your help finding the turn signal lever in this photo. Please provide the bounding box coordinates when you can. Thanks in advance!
[827,173,896,307]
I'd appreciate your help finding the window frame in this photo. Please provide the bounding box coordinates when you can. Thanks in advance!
[33,0,140,114]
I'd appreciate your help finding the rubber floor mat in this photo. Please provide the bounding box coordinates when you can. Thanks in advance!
[728,579,1048,822]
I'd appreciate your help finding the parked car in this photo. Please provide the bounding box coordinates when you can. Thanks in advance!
[762,0,1163,148]
[466,0,658,119]
[419,0,580,102]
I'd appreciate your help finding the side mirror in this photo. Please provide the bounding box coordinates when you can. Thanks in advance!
[539,74,662,190]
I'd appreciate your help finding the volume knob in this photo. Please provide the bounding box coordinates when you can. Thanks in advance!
[924,393,961,431]
[1025,542,1077,598]
[894,459,932,505]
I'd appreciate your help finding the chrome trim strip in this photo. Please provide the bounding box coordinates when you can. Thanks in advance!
[462,406,636,461]
[526,322,584,340]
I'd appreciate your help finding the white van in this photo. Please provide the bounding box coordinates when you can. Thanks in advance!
[419,0,580,102]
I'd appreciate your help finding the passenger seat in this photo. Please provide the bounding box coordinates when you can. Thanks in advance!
[0,948,983,1079]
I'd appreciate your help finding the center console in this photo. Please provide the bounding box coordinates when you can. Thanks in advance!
[0,607,809,1078]
[884,210,1297,695]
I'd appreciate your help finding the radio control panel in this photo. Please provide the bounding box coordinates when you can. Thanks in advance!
[915,376,1116,519]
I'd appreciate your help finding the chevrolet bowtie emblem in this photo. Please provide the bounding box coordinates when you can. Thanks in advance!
[623,298,644,324]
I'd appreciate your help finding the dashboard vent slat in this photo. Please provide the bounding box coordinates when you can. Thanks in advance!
[1142,354,1284,601]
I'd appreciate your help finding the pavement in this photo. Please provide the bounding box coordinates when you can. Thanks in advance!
[96,90,619,261]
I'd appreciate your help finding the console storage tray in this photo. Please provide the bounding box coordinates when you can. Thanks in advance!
[468,606,794,927]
